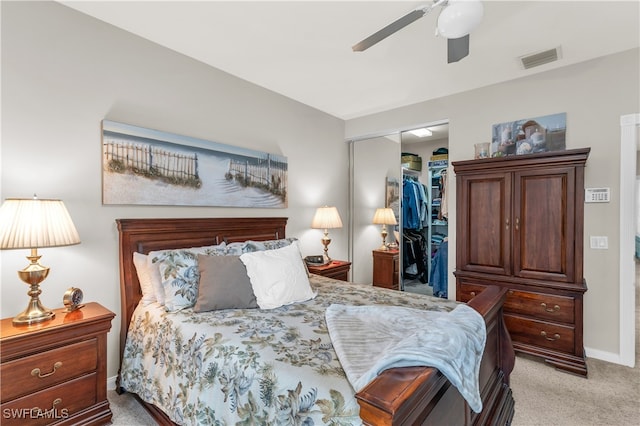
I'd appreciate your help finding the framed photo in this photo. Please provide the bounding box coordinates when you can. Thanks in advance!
[385,177,400,214]
[491,112,566,157]
[102,120,287,207]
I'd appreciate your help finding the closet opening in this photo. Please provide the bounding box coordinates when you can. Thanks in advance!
[400,124,449,298]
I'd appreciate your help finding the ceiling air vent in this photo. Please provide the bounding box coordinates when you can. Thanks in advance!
[519,47,561,70]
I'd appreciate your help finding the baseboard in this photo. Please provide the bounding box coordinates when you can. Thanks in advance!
[107,375,117,391]
[585,347,626,365]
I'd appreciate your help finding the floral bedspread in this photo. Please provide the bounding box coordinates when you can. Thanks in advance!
[119,275,459,425]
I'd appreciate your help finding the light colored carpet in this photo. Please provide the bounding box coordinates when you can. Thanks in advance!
[403,278,434,296]
[108,265,640,425]
[108,390,155,425]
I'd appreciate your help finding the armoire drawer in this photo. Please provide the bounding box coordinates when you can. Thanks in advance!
[1,338,98,402]
[504,314,575,353]
[0,372,97,426]
[505,289,574,324]
[457,282,489,302]
[457,281,575,323]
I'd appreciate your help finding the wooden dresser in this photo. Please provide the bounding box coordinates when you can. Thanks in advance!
[372,249,400,290]
[306,260,351,281]
[453,148,589,376]
[1,302,115,425]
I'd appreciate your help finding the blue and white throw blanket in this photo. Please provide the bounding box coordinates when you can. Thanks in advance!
[325,303,486,413]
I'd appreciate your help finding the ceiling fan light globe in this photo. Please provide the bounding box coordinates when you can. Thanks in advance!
[437,0,483,39]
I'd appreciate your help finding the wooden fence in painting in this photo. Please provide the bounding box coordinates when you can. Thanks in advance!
[103,141,200,187]
[227,155,287,199]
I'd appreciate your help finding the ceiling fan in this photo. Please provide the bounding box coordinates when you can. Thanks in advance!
[352,0,484,63]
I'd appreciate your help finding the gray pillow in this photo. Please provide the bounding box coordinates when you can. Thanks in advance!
[194,254,258,312]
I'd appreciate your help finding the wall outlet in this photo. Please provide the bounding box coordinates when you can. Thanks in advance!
[590,236,608,249]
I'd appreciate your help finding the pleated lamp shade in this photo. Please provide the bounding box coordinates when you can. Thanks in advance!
[0,197,80,249]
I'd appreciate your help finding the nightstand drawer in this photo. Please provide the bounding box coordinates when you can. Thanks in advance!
[1,338,97,402]
[307,260,351,282]
[504,314,575,353]
[0,373,97,426]
[372,249,399,290]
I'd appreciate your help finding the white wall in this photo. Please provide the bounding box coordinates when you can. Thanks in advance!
[346,48,640,359]
[0,1,348,377]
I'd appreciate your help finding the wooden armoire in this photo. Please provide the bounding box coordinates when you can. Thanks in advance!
[453,148,590,376]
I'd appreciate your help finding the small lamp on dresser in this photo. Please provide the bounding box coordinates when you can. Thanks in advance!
[0,196,81,325]
[311,206,343,262]
[372,207,397,251]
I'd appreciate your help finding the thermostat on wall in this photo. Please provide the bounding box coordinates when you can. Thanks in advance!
[585,187,610,203]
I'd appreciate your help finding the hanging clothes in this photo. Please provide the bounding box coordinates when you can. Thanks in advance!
[439,169,449,220]
[430,239,448,298]
[403,229,428,283]
[402,175,427,230]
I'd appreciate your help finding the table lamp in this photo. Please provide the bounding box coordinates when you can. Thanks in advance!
[372,208,397,251]
[0,196,81,325]
[310,206,343,262]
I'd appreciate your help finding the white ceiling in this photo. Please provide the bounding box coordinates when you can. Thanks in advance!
[60,1,640,120]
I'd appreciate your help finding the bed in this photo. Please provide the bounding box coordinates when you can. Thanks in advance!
[115,217,515,425]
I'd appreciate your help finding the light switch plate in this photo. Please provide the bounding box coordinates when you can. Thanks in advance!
[590,236,608,249]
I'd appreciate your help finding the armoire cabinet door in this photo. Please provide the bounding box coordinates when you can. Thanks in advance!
[456,172,512,275]
[513,167,576,282]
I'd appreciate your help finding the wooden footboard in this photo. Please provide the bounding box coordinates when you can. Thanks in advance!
[116,218,515,425]
[356,285,515,425]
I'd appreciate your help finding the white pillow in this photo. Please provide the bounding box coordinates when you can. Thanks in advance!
[240,241,316,309]
[146,253,165,305]
[133,252,156,306]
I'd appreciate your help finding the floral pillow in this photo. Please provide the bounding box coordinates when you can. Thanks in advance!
[149,244,226,312]
[223,237,298,255]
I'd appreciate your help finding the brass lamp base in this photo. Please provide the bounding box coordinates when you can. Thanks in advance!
[13,296,56,325]
[321,230,332,262]
[378,225,389,251]
[12,250,55,326]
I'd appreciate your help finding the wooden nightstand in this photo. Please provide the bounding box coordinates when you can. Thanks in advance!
[0,302,115,426]
[372,249,400,290]
[306,260,352,281]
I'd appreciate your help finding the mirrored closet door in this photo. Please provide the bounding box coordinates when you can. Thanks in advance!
[348,122,449,297]
[349,133,400,284]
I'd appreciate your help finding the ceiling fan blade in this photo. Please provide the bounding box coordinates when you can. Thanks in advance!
[447,34,470,63]
[352,8,428,52]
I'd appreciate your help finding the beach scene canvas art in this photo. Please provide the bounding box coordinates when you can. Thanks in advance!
[102,120,287,207]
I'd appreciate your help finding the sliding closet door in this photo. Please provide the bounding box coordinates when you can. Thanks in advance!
[349,135,401,284]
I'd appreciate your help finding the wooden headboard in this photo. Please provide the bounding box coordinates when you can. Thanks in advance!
[116,217,287,372]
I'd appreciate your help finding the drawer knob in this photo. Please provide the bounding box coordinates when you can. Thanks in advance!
[470,291,476,297]
[540,330,561,341]
[31,361,62,379]
[540,302,560,313]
